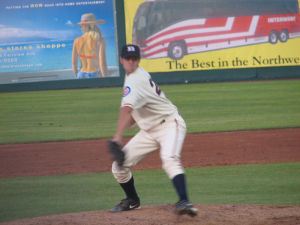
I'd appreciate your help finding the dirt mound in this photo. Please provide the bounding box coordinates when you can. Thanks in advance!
[2,204,300,225]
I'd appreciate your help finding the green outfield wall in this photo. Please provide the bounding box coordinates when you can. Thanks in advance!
[0,0,299,92]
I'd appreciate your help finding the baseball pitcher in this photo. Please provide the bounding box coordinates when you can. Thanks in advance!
[108,44,197,216]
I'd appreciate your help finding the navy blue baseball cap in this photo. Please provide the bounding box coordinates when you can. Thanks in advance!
[121,44,140,59]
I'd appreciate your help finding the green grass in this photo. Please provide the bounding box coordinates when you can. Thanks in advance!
[174,80,300,133]
[0,162,299,222]
[1,80,299,223]
[0,88,121,144]
[0,80,300,144]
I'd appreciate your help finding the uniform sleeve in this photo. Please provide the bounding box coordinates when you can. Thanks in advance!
[121,79,145,109]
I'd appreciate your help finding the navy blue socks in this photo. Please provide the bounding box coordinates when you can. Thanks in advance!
[172,174,188,201]
[120,176,139,200]
[120,174,188,202]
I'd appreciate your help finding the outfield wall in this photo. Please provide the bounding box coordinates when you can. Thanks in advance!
[0,0,300,92]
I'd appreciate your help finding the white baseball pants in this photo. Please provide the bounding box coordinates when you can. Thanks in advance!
[112,114,186,183]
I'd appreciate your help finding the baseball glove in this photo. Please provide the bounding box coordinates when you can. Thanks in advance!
[108,140,125,167]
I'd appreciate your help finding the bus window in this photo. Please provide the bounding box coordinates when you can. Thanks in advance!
[132,0,300,59]
[137,16,146,31]
[133,2,151,45]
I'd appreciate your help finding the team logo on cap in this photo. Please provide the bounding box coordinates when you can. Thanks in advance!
[123,86,131,97]
[127,46,135,52]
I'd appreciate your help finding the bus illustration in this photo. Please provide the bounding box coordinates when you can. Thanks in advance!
[132,0,300,60]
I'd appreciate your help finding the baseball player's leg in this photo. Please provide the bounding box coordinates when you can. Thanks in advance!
[154,116,198,216]
[156,116,186,179]
[111,130,159,212]
[112,129,159,183]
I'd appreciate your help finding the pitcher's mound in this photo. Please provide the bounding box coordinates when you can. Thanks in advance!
[3,204,300,225]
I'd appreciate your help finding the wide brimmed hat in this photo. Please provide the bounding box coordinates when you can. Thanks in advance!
[76,13,105,25]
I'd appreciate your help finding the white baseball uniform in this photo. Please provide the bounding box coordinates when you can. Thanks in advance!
[112,66,186,183]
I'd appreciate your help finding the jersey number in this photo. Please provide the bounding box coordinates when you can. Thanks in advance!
[149,78,161,96]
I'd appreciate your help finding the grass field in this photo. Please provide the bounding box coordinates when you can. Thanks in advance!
[0,162,299,222]
[0,79,300,144]
[1,79,300,223]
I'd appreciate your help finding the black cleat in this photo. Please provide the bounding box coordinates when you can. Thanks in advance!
[110,198,140,212]
[175,200,198,217]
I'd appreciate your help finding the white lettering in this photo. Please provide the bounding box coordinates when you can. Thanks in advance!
[268,16,296,23]
[127,46,135,52]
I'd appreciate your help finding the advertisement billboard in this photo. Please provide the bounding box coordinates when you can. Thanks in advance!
[124,0,300,72]
[0,0,119,84]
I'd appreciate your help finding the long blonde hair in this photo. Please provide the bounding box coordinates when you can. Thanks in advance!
[84,24,103,41]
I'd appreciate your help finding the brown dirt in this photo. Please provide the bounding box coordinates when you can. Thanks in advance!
[2,205,300,225]
[1,128,300,225]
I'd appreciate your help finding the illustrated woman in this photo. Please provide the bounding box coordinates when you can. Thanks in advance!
[72,13,108,78]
